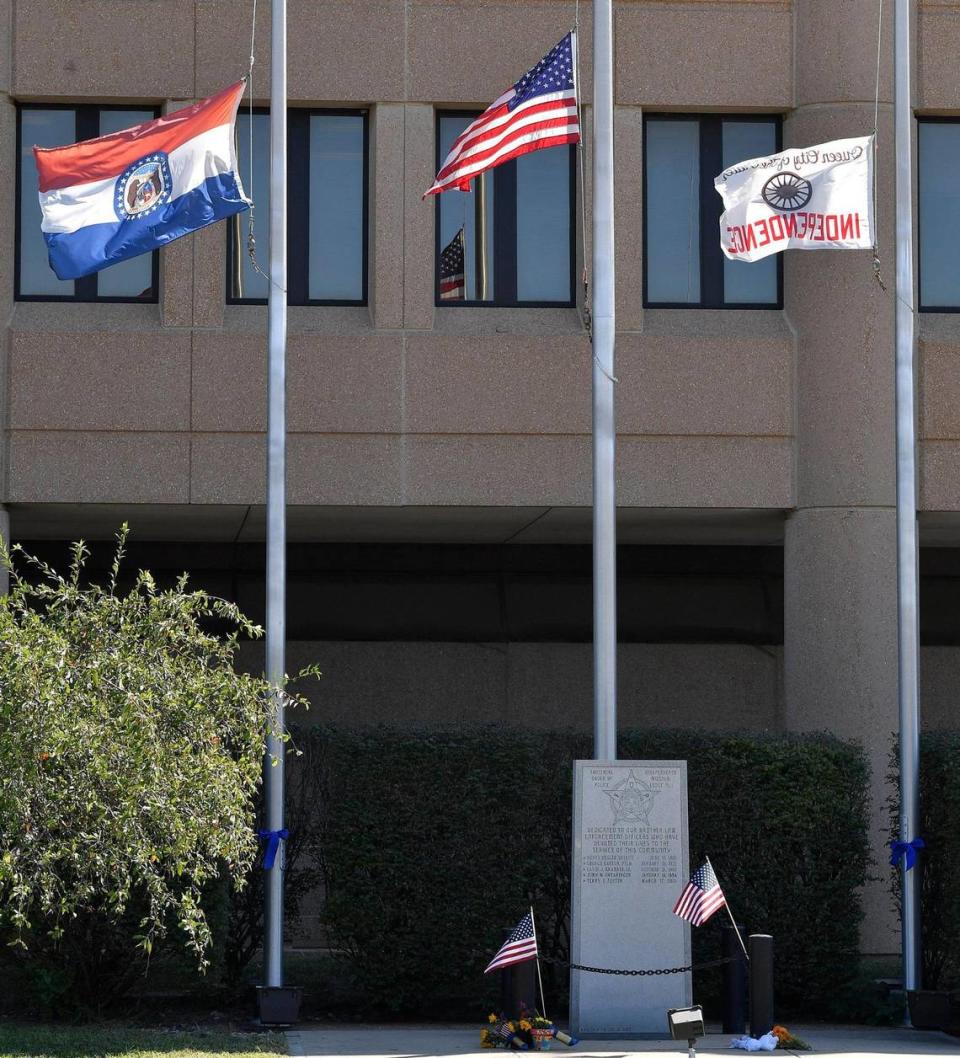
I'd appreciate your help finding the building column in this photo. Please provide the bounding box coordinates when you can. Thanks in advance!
[784,508,897,952]
[785,0,898,953]
[0,505,10,596]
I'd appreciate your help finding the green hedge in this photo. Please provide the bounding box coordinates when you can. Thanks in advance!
[889,731,960,991]
[299,726,871,1019]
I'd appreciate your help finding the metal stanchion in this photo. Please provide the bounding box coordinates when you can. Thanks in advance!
[748,934,775,1037]
[722,924,748,1034]
[500,940,538,1019]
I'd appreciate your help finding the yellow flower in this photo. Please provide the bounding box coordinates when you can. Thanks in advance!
[488,1014,498,1024]
[519,1020,532,1032]
[507,1022,516,1032]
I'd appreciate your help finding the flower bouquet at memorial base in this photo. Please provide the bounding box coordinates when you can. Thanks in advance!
[481,1009,579,1050]
[524,1010,555,1049]
[480,1013,528,1050]
[771,1025,812,1051]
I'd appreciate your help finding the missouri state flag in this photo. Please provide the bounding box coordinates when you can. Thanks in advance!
[33,82,250,280]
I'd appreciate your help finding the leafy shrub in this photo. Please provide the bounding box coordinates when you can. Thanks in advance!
[300,725,870,1019]
[0,531,316,1012]
[888,731,960,990]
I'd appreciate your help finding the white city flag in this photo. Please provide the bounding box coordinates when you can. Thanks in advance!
[715,136,874,263]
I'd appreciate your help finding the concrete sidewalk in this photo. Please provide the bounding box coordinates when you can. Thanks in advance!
[287,1025,959,1058]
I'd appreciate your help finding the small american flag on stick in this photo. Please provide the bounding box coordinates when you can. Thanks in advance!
[672,860,727,927]
[484,910,538,973]
[424,32,580,197]
[439,227,465,300]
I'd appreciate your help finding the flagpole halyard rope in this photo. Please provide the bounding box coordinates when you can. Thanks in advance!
[873,0,882,138]
[573,6,617,383]
[573,0,591,340]
[243,0,286,293]
[247,0,258,259]
[872,0,886,291]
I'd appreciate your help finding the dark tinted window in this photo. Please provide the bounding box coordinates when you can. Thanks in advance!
[230,110,367,304]
[919,120,960,310]
[17,106,159,302]
[644,114,781,309]
[436,113,574,306]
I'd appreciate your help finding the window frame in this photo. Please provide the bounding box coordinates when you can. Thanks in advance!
[15,103,161,304]
[433,109,577,309]
[917,115,960,314]
[226,106,370,307]
[642,113,784,310]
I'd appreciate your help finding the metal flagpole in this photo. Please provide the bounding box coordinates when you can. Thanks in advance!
[528,905,548,1018]
[475,174,489,301]
[894,0,921,999]
[592,0,617,762]
[705,856,749,961]
[263,0,288,991]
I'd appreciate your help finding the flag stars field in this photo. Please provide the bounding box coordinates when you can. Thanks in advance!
[424,32,580,197]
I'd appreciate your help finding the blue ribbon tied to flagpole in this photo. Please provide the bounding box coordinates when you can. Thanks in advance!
[258,828,289,870]
[889,837,925,871]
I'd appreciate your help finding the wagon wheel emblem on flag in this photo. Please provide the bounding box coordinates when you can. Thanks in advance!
[761,172,812,212]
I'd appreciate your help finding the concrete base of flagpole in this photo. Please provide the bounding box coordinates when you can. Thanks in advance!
[257,985,303,1026]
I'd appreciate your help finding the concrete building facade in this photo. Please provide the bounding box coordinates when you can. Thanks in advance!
[2,0,959,954]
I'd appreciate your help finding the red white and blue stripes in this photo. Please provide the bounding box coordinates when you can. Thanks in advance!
[439,227,466,300]
[672,860,727,927]
[484,910,538,974]
[33,82,250,280]
[424,33,580,197]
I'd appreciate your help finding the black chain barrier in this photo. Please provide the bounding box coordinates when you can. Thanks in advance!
[538,954,741,977]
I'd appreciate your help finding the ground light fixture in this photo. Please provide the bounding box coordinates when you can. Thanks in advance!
[667,1005,705,1057]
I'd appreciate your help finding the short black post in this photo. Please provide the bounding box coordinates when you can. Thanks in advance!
[748,933,774,1037]
[499,931,538,1019]
[721,924,748,1034]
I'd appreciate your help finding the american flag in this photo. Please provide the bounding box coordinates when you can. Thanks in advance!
[494,1024,521,1045]
[484,910,538,973]
[439,227,466,300]
[672,860,727,927]
[424,32,580,197]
